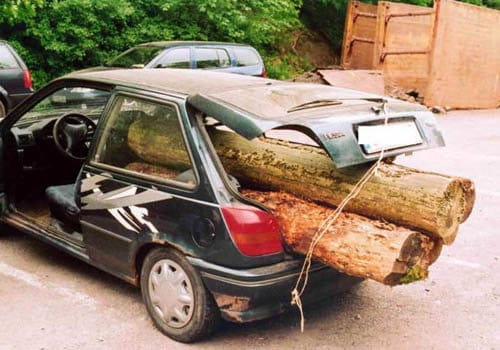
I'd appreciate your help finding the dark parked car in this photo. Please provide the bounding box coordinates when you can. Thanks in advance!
[105,41,266,77]
[0,40,33,118]
[0,69,444,342]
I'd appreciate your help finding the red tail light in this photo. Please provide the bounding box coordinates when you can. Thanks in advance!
[261,68,267,78]
[23,70,32,89]
[221,205,283,256]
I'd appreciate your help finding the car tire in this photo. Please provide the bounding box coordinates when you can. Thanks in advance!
[140,247,220,343]
[0,101,5,119]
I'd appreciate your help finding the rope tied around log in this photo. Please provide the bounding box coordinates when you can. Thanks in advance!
[291,105,389,332]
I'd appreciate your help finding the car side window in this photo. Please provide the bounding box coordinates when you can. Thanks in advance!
[215,49,230,67]
[233,47,260,67]
[94,95,196,187]
[195,48,230,69]
[156,48,191,68]
[0,44,19,69]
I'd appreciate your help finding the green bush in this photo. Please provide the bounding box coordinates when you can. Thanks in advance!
[264,52,313,80]
[301,0,352,54]
[0,0,303,86]
[1,0,497,86]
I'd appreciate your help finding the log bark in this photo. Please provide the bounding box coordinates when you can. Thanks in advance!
[242,190,442,285]
[128,118,475,244]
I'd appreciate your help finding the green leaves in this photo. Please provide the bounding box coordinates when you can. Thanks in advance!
[0,0,497,86]
[0,0,304,85]
[0,0,44,24]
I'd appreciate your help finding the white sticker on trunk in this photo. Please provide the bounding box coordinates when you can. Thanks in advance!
[358,121,422,154]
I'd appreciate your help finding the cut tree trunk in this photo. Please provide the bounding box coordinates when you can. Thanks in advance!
[128,118,475,244]
[242,190,442,285]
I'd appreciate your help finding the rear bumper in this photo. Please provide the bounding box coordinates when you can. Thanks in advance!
[188,257,362,323]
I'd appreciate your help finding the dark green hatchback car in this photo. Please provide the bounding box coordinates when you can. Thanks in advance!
[0,69,444,342]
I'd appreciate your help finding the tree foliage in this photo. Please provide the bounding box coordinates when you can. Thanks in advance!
[0,0,303,86]
[0,0,44,24]
[0,0,497,86]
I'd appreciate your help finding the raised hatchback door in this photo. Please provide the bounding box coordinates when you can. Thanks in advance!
[187,83,445,168]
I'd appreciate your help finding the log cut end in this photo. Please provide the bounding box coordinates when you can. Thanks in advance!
[436,178,476,245]
[385,232,442,285]
[457,177,476,223]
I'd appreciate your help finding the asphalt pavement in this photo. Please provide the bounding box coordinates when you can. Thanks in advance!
[0,109,499,349]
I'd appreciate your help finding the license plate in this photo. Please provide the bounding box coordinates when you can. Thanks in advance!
[358,121,422,154]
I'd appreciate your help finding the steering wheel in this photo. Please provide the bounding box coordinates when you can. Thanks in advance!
[53,113,97,160]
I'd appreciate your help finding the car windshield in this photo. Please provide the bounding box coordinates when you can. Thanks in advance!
[106,46,164,68]
[15,88,111,126]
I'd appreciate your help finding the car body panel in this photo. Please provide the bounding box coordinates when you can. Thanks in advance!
[78,87,284,271]
[189,256,363,322]
[79,165,283,274]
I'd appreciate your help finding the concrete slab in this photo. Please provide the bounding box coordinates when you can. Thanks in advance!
[318,69,385,95]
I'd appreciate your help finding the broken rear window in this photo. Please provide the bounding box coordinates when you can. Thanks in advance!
[206,84,378,119]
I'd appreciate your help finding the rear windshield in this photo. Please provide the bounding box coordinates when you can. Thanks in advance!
[106,46,163,68]
[233,47,260,67]
[206,84,376,119]
[0,44,19,69]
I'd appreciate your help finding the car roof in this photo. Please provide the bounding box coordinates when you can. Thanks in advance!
[137,41,251,48]
[67,68,276,96]
[66,68,425,116]
[66,68,415,119]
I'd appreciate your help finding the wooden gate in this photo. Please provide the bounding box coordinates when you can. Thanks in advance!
[372,1,435,94]
[341,1,378,69]
[340,0,500,109]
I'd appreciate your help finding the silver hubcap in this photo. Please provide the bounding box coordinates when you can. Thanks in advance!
[148,259,194,328]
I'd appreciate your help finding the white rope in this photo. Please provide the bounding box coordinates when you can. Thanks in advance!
[291,105,389,332]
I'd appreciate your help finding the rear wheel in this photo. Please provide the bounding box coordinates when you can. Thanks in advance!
[140,247,220,343]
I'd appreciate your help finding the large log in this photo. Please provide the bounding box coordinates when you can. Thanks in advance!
[128,117,475,244]
[242,190,442,285]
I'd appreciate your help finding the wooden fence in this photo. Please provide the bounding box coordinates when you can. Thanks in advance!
[341,1,378,69]
[340,0,500,109]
